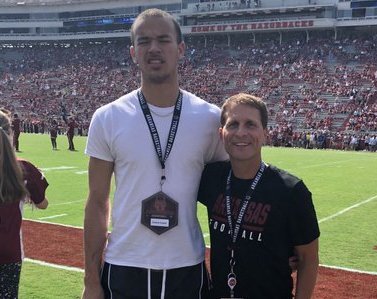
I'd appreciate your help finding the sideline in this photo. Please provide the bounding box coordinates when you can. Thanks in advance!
[24,258,84,273]
[319,264,377,276]
[24,190,377,276]
[24,218,82,229]
[24,256,377,276]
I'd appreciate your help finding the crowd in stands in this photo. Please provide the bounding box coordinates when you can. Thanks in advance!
[0,30,376,151]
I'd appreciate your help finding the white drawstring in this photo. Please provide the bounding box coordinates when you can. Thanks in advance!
[199,262,204,299]
[107,264,113,299]
[148,269,151,299]
[160,269,167,299]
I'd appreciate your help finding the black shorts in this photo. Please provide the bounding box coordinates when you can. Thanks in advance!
[101,261,211,299]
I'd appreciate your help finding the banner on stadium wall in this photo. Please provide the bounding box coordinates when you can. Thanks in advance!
[190,20,316,33]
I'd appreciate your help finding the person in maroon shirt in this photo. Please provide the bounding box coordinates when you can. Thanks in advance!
[11,113,21,152]
[0,108,49,298]
[66,117,76,151]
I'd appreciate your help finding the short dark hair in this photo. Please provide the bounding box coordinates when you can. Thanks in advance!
[130,8,183,45]
[221,93,268,129]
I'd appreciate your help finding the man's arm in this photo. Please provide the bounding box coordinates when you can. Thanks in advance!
[294,238,319,299]
[82,157,113,299]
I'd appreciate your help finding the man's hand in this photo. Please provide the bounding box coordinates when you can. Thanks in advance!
[82,283,105,299]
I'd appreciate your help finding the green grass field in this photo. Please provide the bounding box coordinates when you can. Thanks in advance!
[16,133,377,298]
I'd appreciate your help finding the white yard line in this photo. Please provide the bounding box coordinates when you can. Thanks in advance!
[37,214,67,220]
[280,159,356,172]
[75,170,88,175]
[40,166,77,171]
[319,194,377,224]
[297,159,356,169]
[39,166,87,174]
[49,199,85,206]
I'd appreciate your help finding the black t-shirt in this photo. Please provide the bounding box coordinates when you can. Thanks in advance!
[198,161,320,299]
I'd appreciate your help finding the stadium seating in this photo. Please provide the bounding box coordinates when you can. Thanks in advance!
[0,33,376,151]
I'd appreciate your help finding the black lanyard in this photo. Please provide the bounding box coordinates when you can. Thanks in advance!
[138,90,183,186]
[224,162,266,298]
[225,161,266,246]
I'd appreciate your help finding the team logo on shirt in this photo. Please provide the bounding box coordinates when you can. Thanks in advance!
[209,194,271,243]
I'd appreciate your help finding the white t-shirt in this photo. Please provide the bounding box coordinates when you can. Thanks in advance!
[85,89,227,269]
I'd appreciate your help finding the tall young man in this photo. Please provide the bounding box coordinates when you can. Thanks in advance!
[82,9,227,299]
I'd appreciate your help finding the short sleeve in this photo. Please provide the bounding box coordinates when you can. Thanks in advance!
[288,181,320,246]
[85,108,114,162]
